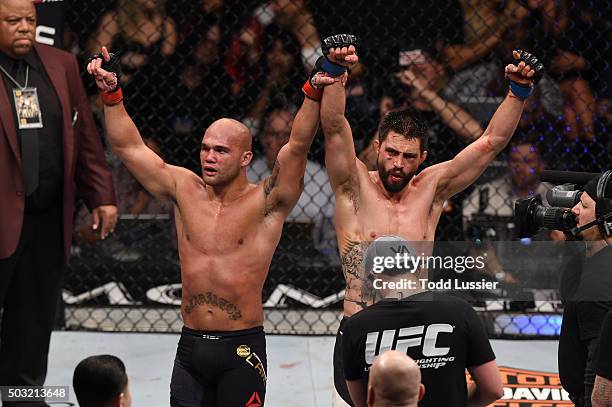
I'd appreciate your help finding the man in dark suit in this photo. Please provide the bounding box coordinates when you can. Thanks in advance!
[0,0,117,399]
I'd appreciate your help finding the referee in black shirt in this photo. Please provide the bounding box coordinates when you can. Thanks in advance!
[341,237,503,407]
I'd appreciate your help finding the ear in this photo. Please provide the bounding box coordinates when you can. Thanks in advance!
[418,384,426,401]
[373,139,381,155]
[114,392,124,407]
[419,150,428,165]
[242,150,253,167]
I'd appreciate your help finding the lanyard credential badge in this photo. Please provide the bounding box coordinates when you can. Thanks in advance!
[13,87,43,130]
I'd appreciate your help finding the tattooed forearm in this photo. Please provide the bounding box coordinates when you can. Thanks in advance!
[184,291,242,320]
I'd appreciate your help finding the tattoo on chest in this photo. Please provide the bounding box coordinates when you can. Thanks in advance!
[341,239,375,308]
[184,291,242,320]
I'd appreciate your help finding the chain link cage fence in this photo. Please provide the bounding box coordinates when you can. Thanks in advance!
[48,0,611,338]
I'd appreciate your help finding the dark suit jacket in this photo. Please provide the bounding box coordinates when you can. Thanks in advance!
[0,43,116,261]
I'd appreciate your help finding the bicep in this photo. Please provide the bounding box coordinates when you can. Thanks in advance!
[117,144,178,201]
[467,360,503,394]
[436,134,496,200]
[323,116,359,191]
[263,144,307,214]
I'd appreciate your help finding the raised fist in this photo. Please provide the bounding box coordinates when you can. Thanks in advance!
[505,49,544,86]
[322,34,359,69]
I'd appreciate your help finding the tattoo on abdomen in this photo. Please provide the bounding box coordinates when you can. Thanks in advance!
[184,291,242,320]
[341,240,375,308]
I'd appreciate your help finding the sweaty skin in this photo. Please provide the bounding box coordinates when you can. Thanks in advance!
[336,151,449,315]
[87,46,327,331]
[321,48,536,317]
[87,46,346,331]
[172,165,284,330]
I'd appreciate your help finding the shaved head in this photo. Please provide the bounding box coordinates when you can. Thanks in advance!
[205,118,252,153]
[368,351,423,407]
[200,118,253,186]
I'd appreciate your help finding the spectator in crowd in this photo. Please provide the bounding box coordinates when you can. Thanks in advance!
[463,136,551,222]
[242,31,304,135]
[87,0,177,87]
[441,0,529,97]
[87,0,177,135]
[248,108,336,255]
[341,238,503,407]
[162,22,239,171]
[226,0,321,89]
[0,0,117,395]
[367,351,424,407]
[73,355,132,407]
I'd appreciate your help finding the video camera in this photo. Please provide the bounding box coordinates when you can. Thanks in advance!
[514,170,612,238]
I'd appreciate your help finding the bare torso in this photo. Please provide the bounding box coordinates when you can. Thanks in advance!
[173,174,284,331]
[336,162,444,316]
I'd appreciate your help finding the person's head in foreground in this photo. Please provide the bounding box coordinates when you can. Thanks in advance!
[73,354,132,407]
[368,350,425,407]
[200,118,253,186]
[373,109,428,193]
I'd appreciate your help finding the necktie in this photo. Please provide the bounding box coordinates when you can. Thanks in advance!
[15,60,39,196]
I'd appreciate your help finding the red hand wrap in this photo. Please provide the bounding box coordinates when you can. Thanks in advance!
[302,79,322,102]
[101,88,123,106]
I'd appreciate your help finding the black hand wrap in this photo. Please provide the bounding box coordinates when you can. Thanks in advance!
[515,49,544,84]
[87,51,122,92]
[320,34,359,76]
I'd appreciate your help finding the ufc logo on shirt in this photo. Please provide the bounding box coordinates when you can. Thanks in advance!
[365,324,454,364]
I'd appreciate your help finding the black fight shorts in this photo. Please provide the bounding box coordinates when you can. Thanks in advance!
[170,326,267,407]
[333,317,354,406]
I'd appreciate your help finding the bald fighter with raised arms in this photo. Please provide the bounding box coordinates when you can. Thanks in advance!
[87,41,354,406]
[318,37,543,406]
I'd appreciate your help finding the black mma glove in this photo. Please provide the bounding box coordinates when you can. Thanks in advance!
[320,34,359,76]
[87,51,123,105]
[508,49,544,100]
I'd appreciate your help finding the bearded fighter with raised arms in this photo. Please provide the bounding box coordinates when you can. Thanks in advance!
[317,36,543,406]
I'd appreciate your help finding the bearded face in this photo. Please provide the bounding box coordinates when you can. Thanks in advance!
[375,132,425,193]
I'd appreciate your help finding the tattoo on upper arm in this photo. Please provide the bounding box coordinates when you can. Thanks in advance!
[264,159,280,197]
[263,159,281,216]
[184,291,242,320]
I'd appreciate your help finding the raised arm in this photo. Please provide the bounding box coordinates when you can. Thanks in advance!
[433,50,544,201]
[87,47,181,202]
[262,96,322,216]
[319,36,360,192]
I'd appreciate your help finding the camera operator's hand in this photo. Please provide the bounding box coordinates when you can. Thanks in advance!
[549,230,566,242]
